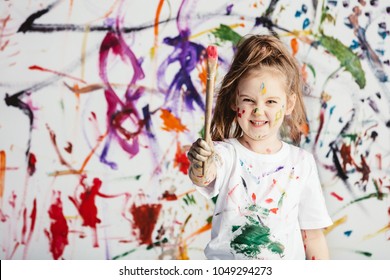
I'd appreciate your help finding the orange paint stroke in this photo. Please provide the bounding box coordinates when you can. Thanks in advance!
[64,82,104,94]
[29,65,87,84]
[160,109,188,132]
[291,37,298,56]
[323,215,347,235]
[197,59,207,93]
[184,222,212,242]
[0,151,5,201]
[363,224,390,240]
[48,130,108,177]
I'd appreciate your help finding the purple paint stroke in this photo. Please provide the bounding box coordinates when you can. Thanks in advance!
[98,30,146,169]
[157,0,205,115]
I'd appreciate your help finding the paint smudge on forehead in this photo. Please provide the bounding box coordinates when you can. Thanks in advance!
[260,82,266,95]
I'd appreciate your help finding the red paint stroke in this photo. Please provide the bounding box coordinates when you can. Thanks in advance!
[29,65,87,84]
[160,109,188,132]
[69,176,130,247]
[265,198,273,203]
[355,155,370,185]
[270,208,278,214]
[27,153,37,176]
[69,177,102,247]
[314,106,325,145]
[21,199,37,258]
[375,154,382,170]
[44,191,69,260]
[161,190,178,201]
[340,143,356,171]
[251,193,256,204]
[64,142,73,154]
[130,203,162,245]
[330,192,344,201]
[174,143,190,175]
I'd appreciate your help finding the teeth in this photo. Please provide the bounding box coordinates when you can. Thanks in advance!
[252,121,266,125]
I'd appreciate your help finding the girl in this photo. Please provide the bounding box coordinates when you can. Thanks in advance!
[188,35,333,260]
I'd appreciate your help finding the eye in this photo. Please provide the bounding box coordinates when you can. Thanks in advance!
[243,98,254,103]
[267,100,277,104]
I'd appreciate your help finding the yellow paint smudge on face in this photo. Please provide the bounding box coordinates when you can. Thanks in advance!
[260,82,267,95]
[274,109,283,124]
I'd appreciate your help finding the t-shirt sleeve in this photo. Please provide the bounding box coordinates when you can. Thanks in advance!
[298,154,333,229]
[196,140,233,199]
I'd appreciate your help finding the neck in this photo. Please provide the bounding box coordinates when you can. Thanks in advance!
[238,135,282,154]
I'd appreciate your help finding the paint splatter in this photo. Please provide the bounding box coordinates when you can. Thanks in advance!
[44,191,69,260]
[231,216,284,258]
[331,192,344,201]
[174,143,190,175]
[130,203,162,245]
[160,109,188,132]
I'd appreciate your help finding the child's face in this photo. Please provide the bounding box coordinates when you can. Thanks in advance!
[234,68,294,143]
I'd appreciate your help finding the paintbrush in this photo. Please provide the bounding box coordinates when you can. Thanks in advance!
[202,45,218,176]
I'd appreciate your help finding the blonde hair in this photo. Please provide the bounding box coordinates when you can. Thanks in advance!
[210,34,307,145]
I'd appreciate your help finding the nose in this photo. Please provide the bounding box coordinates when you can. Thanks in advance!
[253,107,264,116]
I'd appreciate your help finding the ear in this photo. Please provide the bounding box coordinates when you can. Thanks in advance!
[285,94,296,115]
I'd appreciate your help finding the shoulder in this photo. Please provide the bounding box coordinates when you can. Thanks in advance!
[284,143,316,165]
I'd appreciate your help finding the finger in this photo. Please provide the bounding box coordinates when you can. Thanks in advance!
[197,138,212,152]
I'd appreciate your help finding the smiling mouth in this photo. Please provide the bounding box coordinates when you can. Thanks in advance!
[250,120,268,126]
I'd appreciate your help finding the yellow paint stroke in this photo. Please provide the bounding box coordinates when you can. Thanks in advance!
[160,109,188,132]
[363,224,390,240]
[0,150,6,202]
[80,25,90,80]
[260,82,266,95]
[323,215,348,235]
[274,109,283,124]
[190,23,244,40]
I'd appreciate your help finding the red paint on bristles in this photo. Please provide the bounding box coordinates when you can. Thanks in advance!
[206,45,218,60]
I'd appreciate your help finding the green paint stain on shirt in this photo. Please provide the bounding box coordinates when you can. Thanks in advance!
[230,217,284,258]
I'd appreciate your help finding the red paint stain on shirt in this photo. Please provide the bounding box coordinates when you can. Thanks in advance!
[330,192,344,201]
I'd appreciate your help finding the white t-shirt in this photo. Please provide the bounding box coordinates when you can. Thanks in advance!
[197,138,333,260]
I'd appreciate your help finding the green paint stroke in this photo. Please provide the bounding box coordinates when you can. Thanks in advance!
[183,193,196,205]
[112,248,137,260]
[212,24,242,46]
[230,217,284,258]
[355,250,372,257]
[319,35,366,89]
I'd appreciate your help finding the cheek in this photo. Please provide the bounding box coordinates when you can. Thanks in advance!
[236,107,247,118]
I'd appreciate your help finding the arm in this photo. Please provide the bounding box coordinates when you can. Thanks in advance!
[187,138,217,187]
[301,229,330,260]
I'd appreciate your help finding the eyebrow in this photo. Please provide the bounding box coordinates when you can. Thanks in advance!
[238,93,282,100]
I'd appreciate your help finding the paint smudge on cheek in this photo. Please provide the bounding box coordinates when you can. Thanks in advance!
[274,109,283,124]
[237,107,245,118]
[130,203,162,245]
